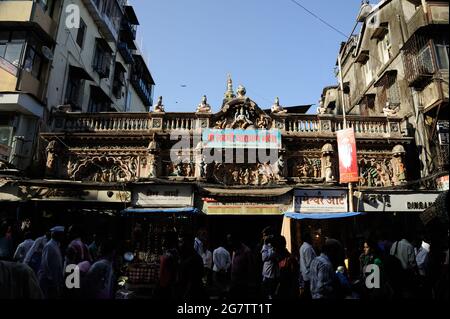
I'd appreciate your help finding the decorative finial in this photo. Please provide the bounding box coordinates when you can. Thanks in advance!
[154,96,165,112]
[236,85,246,98]
[224,74,236,100]
[197,95,211,113]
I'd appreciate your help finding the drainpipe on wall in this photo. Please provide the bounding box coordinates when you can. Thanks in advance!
[411,88,431,178]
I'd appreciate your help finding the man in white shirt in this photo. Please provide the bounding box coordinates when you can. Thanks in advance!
[13,232,34,263]
[390,237,417,271]
[415,241,430,277]
[212,243,231,298]
[38,226,65,299]
[299,232,316,299]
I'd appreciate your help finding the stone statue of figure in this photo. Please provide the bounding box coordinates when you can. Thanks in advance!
[317,100,327,114]
[154,96,165,112]
[241,168,250,185]
[321,144,335,182]
[236,85,246,98]
[232,106,253,129]
[148,156,157,178]
[271,97,287,114]
[148,133,159,151]
[383,102,399,117]
[391,145,406,185]
[199,156,207,178]
[46,140,59,176]
[197,95,212,113]
[276,155,286,179]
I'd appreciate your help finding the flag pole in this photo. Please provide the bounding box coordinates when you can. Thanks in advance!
[338,50,355,213]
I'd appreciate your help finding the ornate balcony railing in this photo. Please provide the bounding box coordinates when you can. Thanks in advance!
[49,112,406,139]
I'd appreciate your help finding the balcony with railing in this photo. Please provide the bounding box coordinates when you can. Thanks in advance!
[130,74,153,107]
[117,42,134,64]
[81,0,121,42]
[407,3,449,36]
[0,0,57,39]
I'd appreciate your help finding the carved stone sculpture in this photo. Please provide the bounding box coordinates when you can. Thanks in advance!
[391,145,406,185]
[236,85,246,98]
[45,140,60,177]
[321,144,336,183]
[154,96,165,112]
[197,95,212,113]
[317,100,327,114]
[271,97,287,114]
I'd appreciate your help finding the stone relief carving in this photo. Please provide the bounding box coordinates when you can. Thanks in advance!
[212,163,278,186]
[357,145,407,187]
[213,98,272,130]
[69,156,138,182]
[295,158,322,178]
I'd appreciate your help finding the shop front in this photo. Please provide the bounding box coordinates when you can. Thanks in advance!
[284,188,362,258]
[354,190,442,239]
[120,183,198,293]
[13,181,132,238]
[198,186,292,251]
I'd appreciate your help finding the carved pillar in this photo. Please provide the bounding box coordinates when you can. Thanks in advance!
[391,144,407,186]
[321,143,336,183]
[147,135,160,178]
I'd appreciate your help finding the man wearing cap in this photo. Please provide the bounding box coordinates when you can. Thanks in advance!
[38,226,65,299]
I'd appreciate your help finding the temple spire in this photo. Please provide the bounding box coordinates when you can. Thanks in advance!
[224,74,236,101]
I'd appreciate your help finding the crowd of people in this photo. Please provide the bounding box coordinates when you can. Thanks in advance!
[0,218,448,300]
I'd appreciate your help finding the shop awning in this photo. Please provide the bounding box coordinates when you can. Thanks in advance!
[201,187,292,197]
[121,207,200,216]
[284,212,363,220]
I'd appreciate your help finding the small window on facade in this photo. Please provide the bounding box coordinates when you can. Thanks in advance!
[76,18,87,49]
[418,45,434,74]
[435,43,449,70]
[24,45,43,79]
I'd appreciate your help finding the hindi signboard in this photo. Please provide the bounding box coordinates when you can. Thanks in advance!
[294,189,348,213]
[202,129,281,149]
[133,185,193,207]
[337,128,359,183]
[356,192,440,212]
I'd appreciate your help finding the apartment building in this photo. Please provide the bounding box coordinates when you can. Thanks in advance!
[320,0,448,186]
[0,0,155,172]
[0,0,64,170]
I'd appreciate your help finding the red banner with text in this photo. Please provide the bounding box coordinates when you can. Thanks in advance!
[337,128,359,183]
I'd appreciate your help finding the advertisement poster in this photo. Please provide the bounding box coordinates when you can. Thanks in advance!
[337,128,359,183]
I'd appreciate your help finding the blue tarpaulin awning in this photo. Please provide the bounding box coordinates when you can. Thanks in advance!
[121,207,200,216]
[284,212,363,220]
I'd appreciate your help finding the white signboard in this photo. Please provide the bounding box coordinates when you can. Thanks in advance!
[133,185,193,207]
[294,189,348,213]
[24,188,131,202]
[356,192,440,212]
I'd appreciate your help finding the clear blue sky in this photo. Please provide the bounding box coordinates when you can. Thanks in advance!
[129,0,363,113]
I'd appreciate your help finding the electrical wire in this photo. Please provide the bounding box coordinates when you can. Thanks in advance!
[288,0,349,39]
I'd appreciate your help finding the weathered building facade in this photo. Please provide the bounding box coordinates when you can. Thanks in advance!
[320,0,448,186]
